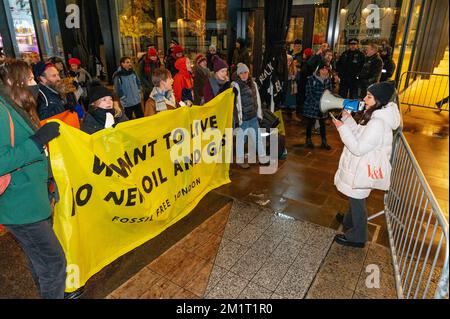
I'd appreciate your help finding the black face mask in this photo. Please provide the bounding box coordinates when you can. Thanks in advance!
[28,85,40,99]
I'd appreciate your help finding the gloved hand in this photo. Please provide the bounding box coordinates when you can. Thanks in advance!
[30,122,61,150]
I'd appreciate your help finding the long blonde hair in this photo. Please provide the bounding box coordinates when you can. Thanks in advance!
[92,99,123,118]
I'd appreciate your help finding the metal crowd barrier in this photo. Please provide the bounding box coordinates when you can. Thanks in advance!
[399,71,449,113]
[370,129,449,299]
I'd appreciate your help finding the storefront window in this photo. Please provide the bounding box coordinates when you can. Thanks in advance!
[312,7,329,50]
[336,0,403,54]
[168,0,228,59]
[394,0,421,82]
[35,0,64,60]
[8,0,39,57]
[287,17,305,45]
[115,0,163,60]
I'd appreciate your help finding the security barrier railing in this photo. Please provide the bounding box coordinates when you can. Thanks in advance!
[399,71,449,113]
[369,129,449,299]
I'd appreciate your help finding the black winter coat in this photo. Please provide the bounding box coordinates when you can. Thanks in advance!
[337,49,365,80]
[358,54,383,87]
[37,84,67,120]
[380,56,396,82]
[81,110,128,135]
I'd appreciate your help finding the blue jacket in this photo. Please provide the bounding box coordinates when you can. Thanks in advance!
[302,75,332,119]
[37,84,66,120]
[113,67,142,108]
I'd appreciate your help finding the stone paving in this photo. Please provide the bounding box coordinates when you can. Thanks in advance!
[108,201,398,299]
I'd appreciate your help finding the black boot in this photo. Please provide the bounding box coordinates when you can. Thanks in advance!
[321,140,331,150]
[306,138,314,149]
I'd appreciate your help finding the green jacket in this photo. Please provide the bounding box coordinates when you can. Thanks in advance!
[0,93,52,225]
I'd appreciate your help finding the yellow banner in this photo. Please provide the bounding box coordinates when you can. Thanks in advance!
[50,89,234,292]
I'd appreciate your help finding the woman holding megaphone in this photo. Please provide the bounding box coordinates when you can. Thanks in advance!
[332,82,400,247]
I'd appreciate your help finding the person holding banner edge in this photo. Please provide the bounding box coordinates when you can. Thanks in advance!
[0,59,66,299]
[332,81,400,247]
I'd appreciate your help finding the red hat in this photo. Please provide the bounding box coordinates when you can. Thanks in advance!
[68,58,81,66]
[195,54,207,65]
[148,48,158,57]
[303,48,314,58]
[172,45,184,55]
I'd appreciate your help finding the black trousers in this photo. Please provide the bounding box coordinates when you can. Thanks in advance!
[306,118,327,143]
[343,197,369,243]
[125,103,144,120]
[6,217,67,299]
[339,78,359,99]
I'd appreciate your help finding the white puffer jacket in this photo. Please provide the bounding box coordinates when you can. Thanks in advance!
[334,102,401,199]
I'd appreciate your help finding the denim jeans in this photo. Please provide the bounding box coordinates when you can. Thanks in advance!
[235,116,268,163]
[6,217,67,299]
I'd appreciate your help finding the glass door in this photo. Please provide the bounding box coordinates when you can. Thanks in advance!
[288,6,314,50]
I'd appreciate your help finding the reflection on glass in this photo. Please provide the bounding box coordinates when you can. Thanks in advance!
[8,0,39,56]
[168,0,228,59]
[313,7,329,50]
[36,0,64,60]
[116,0,162,60]
[287,17,305,45]
[336,0,402,55]
[394,0,421,83]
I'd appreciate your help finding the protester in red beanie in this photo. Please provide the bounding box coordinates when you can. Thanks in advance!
[68,57,92,111]
[166,45,184,77]
[138,46,161,102]
[173,56,194,105]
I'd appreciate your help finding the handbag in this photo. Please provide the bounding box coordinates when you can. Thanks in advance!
[259,108,280,131]
[353,147,392,191]
[0,106,14,195]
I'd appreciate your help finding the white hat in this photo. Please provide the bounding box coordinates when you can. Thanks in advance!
[237,63,249,75]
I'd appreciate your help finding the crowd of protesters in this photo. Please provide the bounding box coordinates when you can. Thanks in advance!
[0,36,398,299]
[285,38,395,150]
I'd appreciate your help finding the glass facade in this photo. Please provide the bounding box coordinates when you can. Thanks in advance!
[112,0,228,62]
[336,0,403,54]
[8,0,39,57]
[35,0,64,60]
[312,7,329,50]
[394,0,422,81]
[0,0,64,61]
[115,0,163,60]
[167,0,228,59]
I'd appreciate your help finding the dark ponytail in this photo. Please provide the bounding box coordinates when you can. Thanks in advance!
[359,99,384,126]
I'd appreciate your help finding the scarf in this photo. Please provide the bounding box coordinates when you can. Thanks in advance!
[89,108,115,127]
[150,87,176,112]
[144,58,159,76]
[116,67,134,77]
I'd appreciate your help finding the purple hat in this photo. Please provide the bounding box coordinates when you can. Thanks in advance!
[212,55,228,73]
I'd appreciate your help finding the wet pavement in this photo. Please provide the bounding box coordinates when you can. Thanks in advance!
[0,103,447,299]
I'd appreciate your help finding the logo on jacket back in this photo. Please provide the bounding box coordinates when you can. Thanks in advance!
[368,165,383,180]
